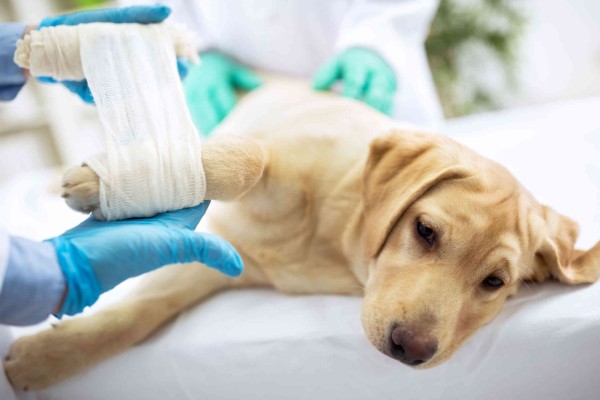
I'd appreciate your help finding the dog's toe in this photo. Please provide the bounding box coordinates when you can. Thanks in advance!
[62,165,101,215]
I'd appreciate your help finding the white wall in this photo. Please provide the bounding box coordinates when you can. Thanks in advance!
[1,0,600,183]
[515,0,600,106]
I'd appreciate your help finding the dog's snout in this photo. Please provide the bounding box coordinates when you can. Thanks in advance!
[389,324,437,366]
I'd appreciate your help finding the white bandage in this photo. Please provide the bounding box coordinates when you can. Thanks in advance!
[14,23,206,220]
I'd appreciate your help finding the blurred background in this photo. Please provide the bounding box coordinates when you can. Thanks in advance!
[0,0,599,182]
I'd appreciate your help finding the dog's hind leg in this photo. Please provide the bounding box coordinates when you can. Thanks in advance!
[4,263,237,391]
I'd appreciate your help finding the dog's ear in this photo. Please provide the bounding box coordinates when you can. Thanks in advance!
[532,206,600,284]
[362,131,470,258]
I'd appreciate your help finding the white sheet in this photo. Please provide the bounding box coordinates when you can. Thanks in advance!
[1,96,599,400]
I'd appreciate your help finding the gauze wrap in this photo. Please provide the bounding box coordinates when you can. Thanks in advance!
[14,23,206,220]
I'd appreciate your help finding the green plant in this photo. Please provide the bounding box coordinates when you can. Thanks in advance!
[426,0,526,117]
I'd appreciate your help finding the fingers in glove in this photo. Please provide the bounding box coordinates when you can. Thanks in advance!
[231,67,262,91]
[150,231,243,277]
[212,84,237,122]
[111,5,171,24]
[37,76,57,84]
[364,91,394,115]
[193,233,244,277]
[187,91,222,135]
[37,77,95,104]
[155,201,211,230]
[312,59,341,90]
[177,59,189,80]
[39,5,171,28]
[364,74,396,115]
[62,80,94,104]
[184,68,225,135]
[341,64,369,100]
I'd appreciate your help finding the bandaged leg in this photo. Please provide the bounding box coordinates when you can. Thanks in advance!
[61,134,266,220]
[15,23,208,220]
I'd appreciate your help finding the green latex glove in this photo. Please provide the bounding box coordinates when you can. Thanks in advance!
[184,51,261,136]
[313,48,397,115]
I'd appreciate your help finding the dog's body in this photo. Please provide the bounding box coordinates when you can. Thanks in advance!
[207,81,397,296]
[5,82,600,390]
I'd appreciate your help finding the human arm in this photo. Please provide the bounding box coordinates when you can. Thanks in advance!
[313,0,443,121]
[314,47,397,115]
[0,202,242,326]
[0,237,66,326]
[184,51,261,136]
[0,23,27,101]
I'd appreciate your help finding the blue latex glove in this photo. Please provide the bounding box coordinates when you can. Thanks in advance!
[313,48,397,115]
[46,202,243,316]
[184,51,262,136]
[36,5,184,103]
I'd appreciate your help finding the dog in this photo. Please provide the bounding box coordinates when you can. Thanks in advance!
[4,81,600,390]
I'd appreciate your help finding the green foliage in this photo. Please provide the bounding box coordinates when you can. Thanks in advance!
[425,0,526,117]
[71,0,107,7]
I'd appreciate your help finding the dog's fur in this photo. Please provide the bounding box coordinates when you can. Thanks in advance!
[5,82,600,390]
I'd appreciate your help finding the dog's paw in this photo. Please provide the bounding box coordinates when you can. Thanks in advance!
[3,324,82,391]
[62,164,106,220]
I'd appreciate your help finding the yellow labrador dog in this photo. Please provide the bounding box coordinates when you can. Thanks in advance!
[5,81,600,390]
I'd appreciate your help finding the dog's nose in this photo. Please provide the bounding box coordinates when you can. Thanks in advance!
[389,324,437,366]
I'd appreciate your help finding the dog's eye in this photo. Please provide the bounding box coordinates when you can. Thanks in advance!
[482,275,504,290]
[416,221,436,245]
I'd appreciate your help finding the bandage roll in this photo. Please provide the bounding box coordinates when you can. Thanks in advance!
[14,26,84,80]
[14,23,199,81]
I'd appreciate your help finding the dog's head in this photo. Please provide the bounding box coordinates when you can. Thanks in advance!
[359,131,600,367]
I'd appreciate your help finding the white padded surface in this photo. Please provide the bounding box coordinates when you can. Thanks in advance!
[1,96,599,400]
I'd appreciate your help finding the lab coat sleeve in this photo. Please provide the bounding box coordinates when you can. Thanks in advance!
[0,229,8,292]
[334,0,443,125]
[0,236,66,326]
[0,23,27,101]
[0,233,15,399]
[117,0,216,51]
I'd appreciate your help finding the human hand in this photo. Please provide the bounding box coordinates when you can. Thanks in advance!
[184,51,262,136]
[35,5,186,103]
[46,201,243,316]
[313,48,397,115]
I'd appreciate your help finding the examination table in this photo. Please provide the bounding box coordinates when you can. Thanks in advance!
[1,96,600,400]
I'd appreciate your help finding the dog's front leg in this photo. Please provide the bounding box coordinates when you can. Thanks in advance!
[62,134,267,219]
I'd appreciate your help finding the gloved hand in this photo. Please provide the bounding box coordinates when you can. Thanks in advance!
[313,48,397,115]
[184,51,262,136]
[36,5,187,103]
[46,201,243,316]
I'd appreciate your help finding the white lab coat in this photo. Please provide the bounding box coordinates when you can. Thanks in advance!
[122,0,443,127]
[0,229,8,293]
[0,229,16,400]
